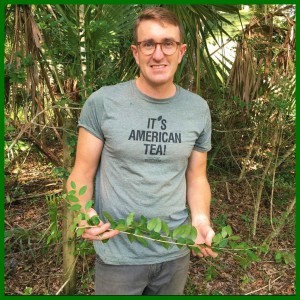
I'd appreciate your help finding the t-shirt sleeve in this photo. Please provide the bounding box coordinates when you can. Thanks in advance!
[78,90,105,141]
[193,103,212,152]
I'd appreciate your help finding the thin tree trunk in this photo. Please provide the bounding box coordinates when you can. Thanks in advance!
[263,196,295,245]
[252,117,280,237]
[62,118,76,295]
[79,4,87,98]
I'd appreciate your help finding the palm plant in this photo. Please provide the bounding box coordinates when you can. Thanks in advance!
[167,4,240,94]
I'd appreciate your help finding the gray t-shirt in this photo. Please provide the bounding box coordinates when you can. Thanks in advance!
[78,80,211,265]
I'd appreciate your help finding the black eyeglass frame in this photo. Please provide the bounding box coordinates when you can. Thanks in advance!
[136,41,182,56]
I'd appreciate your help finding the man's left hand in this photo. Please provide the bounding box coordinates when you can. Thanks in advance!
[192,223,218,258]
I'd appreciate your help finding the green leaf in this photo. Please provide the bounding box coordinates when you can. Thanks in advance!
[73,216,80,224]
[115,223,129,231]
[68,195,79,203]
[218,239,228,248]
[127,233,136,243]
[212,233,223,245]
[85,200,94,211]
[147,217,162,233]
[185,238,195,246]
[70,223,77,232]
[176,237,188,245]
[126,212,135,226]
[101,238,110,244]
[139,215,147,227]
[160,241,172,249]
[225,225,233,236]
[79,185,88,196]
[189,245,201,254]
[71,181,76,189]
[69,204,82,211]
[149,231,162,240]
[154,218,162,233]
[233,255,250,269]
[245,250,260,262]
[76,227,85,237]
[181,224,192,239]
[134,228,141,235]
[87,215,101,226]
[136,236,148,247]
[102,211,115,224]
[228,235,241,241]
[258,243,269,254]
[283,252,295,264]
[274,251,282,263]
[221,226,228,238]
[172,224,187,239]
[235,242,248,250]
[190,226,198,242]
[68,190,76,196]
[161,221,170,236]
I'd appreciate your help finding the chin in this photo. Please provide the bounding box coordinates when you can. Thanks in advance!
[149,75,172,85]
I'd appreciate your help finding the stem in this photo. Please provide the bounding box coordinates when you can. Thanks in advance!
[77,225,190,247]
[76,225,257,253]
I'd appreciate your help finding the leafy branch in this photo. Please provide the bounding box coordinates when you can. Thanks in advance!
[65,182,263,268]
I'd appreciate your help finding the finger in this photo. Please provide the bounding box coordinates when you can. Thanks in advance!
[78,218,104,229]
[194,243,217,258]
[192,250,203,258]
[82,229,119,241]
[84,222,111,236]
[205,229,215,247]
[99,229,120,240]
[199,246,218,258]
[206,248,218,258]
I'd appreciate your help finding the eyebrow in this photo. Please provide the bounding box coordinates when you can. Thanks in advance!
[142,38,176,43]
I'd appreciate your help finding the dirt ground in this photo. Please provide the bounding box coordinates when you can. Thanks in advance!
[4,151,296,295]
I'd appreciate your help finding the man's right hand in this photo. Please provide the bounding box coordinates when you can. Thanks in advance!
[80,208,120,241]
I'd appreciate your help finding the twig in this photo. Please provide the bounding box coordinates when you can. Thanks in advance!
[55,278,70,295]
[225,182,232,202]
[77,225,257,253]
[77,225,190,248]
[244,275,282,295]
[56,256,78,295]
[12,189,63,201]
[5,219,13,228]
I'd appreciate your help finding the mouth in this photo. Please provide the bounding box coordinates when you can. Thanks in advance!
[150,64,167,69]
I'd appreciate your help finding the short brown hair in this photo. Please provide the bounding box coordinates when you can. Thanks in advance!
[133,7,185,43]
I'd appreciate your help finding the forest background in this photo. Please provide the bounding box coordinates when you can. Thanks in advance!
[3,3,296,296]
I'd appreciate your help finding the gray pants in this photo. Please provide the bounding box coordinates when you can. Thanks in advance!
[95,253,190,295]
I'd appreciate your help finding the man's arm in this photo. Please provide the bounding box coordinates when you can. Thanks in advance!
[66,127,119,241]
[186,150,217,258]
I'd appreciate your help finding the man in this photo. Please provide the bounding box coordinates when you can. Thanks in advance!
[67,6,217,295]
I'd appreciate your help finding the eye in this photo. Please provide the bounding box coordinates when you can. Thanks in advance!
[142,41,154,48]
[163,41,175,48]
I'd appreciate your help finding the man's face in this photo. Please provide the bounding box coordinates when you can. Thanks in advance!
[131,20,186,89]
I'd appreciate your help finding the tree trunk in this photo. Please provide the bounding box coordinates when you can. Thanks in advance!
[79,4,87,98]
[263,196,295,245]
[62,118,76,295]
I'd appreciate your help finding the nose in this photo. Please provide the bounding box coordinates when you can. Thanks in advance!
[152,43,165,60]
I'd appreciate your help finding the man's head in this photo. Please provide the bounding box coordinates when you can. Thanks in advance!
[133,7,185,44]
[131,7,187,93]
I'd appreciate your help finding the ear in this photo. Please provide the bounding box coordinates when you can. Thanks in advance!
[178,43,187,63]
[131,45,139,65]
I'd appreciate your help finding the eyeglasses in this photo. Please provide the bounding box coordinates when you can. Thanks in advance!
[137,40,181,56]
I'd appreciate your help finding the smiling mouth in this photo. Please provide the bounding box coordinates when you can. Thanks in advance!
[151,65,167,69]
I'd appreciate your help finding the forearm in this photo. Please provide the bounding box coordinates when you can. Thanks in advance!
[187,176,212,227]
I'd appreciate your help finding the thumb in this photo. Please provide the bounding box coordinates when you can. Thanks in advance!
[205,228,215,247]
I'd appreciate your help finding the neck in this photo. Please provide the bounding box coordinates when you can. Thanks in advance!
[135,77,176,99]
